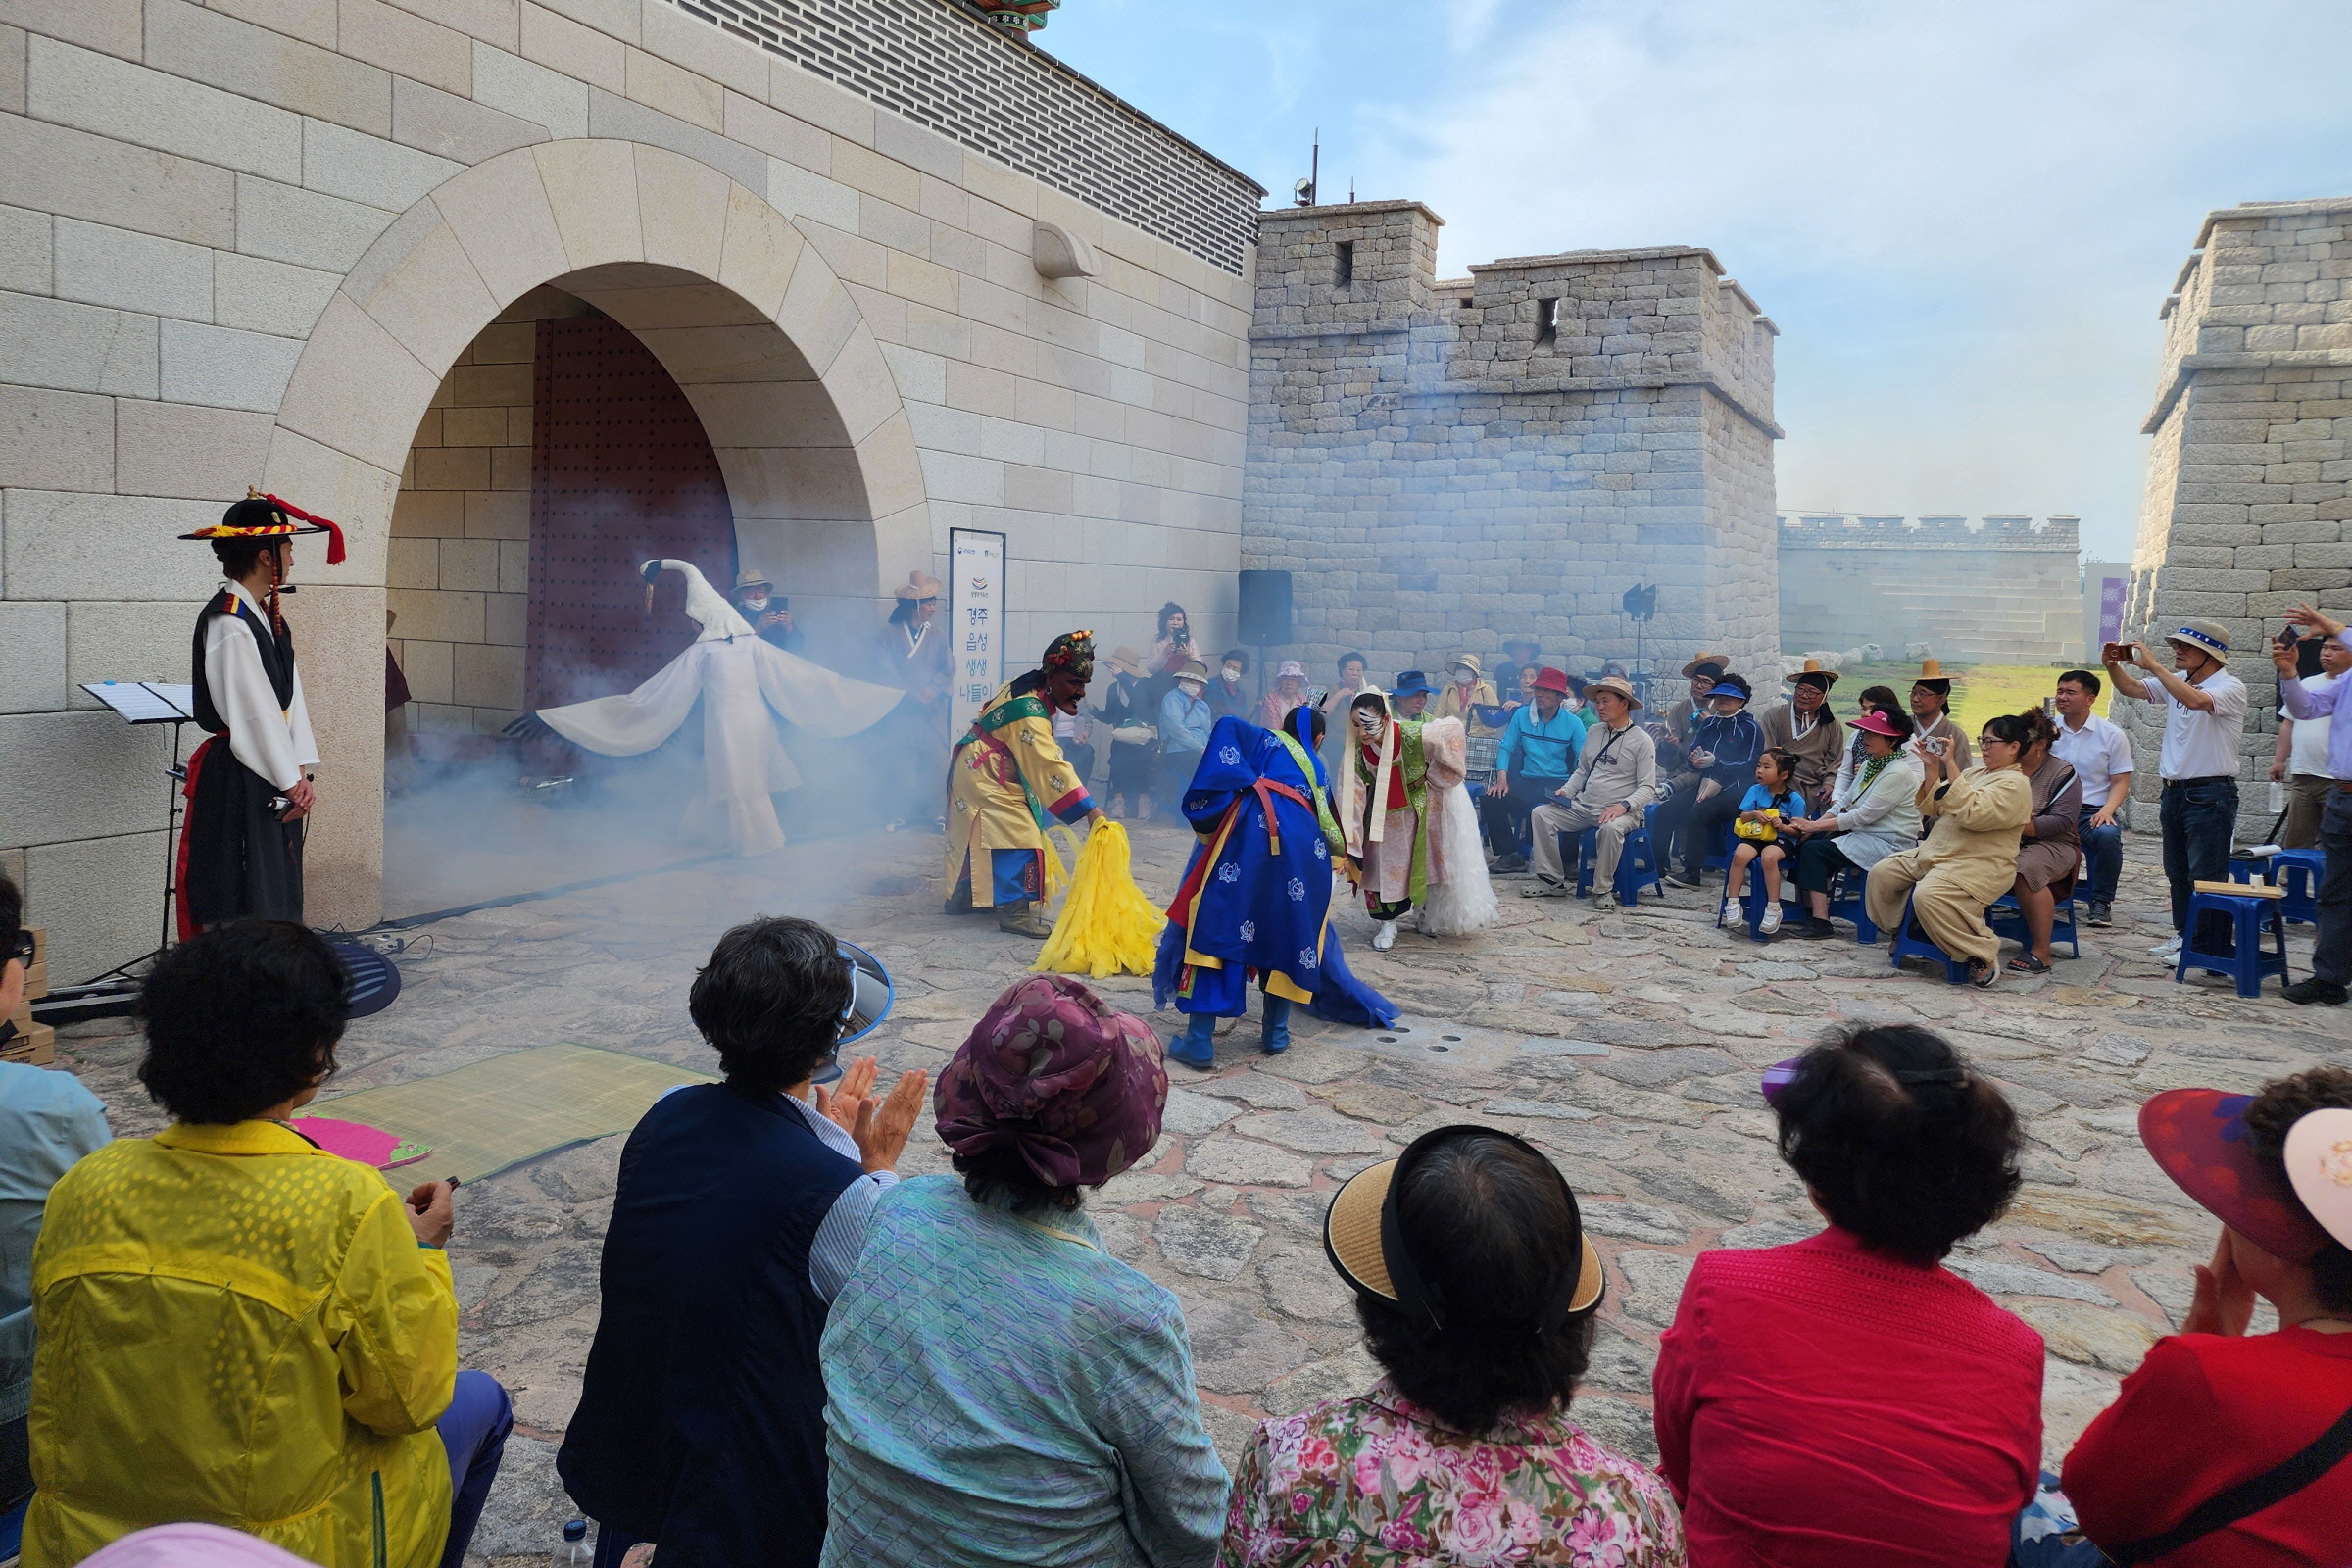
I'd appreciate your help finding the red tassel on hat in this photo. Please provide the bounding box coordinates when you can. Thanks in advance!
[263,492,348,564]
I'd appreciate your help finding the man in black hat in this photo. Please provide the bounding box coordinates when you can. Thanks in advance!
[175,495,343,930]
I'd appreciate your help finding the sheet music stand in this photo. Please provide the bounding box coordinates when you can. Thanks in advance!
[80,681,198,985]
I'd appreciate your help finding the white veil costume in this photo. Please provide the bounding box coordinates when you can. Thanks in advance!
[535,560,905,856]
[1414,717,1499,937]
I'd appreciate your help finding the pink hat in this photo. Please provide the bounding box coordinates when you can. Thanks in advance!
[2139,1089,2334,1262]
[1851,709,1908,740]
[82,1524,317,1568]
[2284,1107,2352,1250]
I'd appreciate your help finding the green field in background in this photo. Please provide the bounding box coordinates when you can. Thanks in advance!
[1807,662,2114,739]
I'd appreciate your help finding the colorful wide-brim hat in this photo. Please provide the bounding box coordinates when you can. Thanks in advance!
[1704,682,1750,702]
[2167,619,2231,659]
[2139,1088,2333,1262]
[178,494,347,564]
[1851,709,1908,739]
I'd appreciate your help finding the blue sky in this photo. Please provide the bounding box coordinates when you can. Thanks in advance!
[1039,0,2352,562]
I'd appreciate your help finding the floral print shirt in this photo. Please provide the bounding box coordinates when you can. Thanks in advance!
[1219,1381,1685,1567]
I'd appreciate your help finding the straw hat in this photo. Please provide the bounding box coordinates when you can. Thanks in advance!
[1680,651,1731,679]
[1106,645,1148,678]
[893,571,946,602]
[1587,674,1642,710]
[1787,658,1839,689]
[733,565,773,593]
[1174,660,1210,686]
[1914,657,1951,692]
[2166,619,2232,659]
[1446,653,1484,679]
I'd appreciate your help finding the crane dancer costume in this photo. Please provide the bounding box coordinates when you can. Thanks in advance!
[175,495,341,933]
[945,631,1101,935]
[1339,689,1497,950]
[1153,709,1396,1066]
[519,560,905,857]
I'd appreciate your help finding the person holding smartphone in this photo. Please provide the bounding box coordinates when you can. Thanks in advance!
[2273,604,2352,1004]
[2104,620,2247,964]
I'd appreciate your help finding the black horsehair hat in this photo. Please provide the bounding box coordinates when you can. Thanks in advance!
[1323,1124,1603,1339]
[178,492,348,564]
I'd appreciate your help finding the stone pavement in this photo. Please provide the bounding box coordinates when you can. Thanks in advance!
[49,823,2348,1565]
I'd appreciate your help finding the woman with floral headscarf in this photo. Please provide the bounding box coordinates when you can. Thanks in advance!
[817,976,1226,1568]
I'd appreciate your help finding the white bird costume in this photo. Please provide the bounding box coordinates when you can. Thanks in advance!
[534,560,905,856]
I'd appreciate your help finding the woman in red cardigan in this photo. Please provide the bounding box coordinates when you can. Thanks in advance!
[1651,1024,2043,1566]
[2061,1069,2352,1566]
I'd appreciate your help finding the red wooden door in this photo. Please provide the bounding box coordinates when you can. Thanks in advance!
[528,315,736,708]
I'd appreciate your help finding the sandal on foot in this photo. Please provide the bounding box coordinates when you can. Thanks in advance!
[2005,954,2052,974]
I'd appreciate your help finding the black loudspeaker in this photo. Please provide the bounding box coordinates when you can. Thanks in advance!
[1238,569,1294,646]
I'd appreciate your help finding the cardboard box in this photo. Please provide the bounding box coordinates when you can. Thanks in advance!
[1,1020,55,1065]
[15,928,43,1000]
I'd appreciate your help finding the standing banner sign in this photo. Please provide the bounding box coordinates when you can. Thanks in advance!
[949,528,1006,742]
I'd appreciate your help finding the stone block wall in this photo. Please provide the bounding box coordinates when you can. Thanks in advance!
[1777,514,2085,662]
[0,0,1260,971]
[2120,197,2352,837]
[1242,203,1781,687]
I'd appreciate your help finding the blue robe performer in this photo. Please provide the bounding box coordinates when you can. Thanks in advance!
[1155,709,1396,1067]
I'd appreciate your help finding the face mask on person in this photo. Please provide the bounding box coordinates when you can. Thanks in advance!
[1222,664,1243,683]
[742,594,770,612]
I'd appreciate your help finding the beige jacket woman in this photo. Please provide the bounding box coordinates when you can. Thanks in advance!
[1863,765,2034,970]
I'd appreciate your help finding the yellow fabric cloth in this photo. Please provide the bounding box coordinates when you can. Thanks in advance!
[1864,765,2034,969]
[1034,821,1163,978]
[26,1120,458,1568]
[946,680,1093,907]
[1433,679,1503,737]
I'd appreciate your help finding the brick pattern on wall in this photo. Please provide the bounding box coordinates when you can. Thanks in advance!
[666,0,1263,272]
[2120,198,2352,837]
[1777,515,2085,662]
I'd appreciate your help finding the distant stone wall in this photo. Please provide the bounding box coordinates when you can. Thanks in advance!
[1777,514,2084,662]
[1243,202,1781,685]
[2120,197,2352,838]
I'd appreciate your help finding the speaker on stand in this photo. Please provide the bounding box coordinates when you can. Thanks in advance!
[1238,570,1294,707]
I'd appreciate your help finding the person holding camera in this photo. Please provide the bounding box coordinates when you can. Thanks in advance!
[1862,712,2035,988]
[2104,621,2248,964]
[2273,605,2352,1004]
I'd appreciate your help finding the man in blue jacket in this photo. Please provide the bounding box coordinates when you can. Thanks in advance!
[1654,674,1766,890]
[1479,666,1586,873]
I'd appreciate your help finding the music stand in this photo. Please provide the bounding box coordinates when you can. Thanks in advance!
[77,681,197,986]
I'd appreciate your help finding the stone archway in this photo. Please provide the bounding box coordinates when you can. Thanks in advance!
[261,140,930,929]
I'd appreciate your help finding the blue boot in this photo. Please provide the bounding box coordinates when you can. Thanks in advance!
[1167,1011,1218,1069]
[1259,994,1292,1055]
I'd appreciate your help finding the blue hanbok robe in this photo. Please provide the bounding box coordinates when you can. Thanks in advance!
[1154,711,1396,1027]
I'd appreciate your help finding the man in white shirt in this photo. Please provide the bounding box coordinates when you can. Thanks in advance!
[2103,619,2247,961]
[2051,669,2135,928]
[177,498,336,930]
[2272,633,2349,849]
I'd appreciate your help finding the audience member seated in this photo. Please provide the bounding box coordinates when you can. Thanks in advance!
[1208,648,1253,723]
[1221,1125,1683,1566]
[1760,662,1846,814]
[1258,661,1311,729]
[1783,708,1922,939]
[1523,677,1660,897]
[1830,685,1906,804]
[1656,674,1766,890]
[1663,653,1731,756]
[1909,660,1974,770]
[2050,669,2133,927]
[1390,669,1437,720]
[1652,1024,2041,1567]
[2064,1069,2352,1563]
[1480,665,1586,874]
[1863,712,2034,988]
[1159,660,1215,808]
[24,921,511,1568]
[559,916,928,1568]
[819,975,1227,1568]
[1723,748,1809,936]
[1433,655,1500,727]
[76,1522,319,1568]
[2005,709,2082,975]
[0,872,109,1523]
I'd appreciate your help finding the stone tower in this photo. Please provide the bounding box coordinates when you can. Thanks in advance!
[2123,197,2352,837]
[1242,201,1781,687]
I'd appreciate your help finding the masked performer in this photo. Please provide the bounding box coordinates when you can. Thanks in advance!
[176,495,345,933]
[1154,709,1396,1067]
[511,560,904,857]
[1339,690,1498,951]
[945,631,1108,938]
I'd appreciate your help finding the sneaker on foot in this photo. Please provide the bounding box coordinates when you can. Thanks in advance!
[2284,977,2350,1005]
[1969,960,1999,990]
[2085,902,2112,927]
[1759,905,1783,936]
[1371,918,1399,951]
[1789,917,1838,940]
[1662,870,1700,891]
[1521,878,1569,899]
[1722,897,1743,925]
[2149,935,2183,959]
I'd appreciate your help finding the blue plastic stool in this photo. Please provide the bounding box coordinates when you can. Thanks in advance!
[1571,805,1665,906]
[2176,889,2289,998]
[1699,817,1736,875]
[1889,894,1972,983]
[2234,849,2324,927]
[1988,890,2081,960]
[1826,864,1879,943]
[1717,854,1798,941]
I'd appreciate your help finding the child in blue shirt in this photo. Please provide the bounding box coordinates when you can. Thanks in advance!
[1725,748,1809,935]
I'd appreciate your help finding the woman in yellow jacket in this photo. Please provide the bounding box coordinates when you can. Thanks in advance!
[25,922,509,1568]
[1863,710,2036,989]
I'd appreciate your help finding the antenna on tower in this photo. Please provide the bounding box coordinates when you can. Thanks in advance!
[1294,129,1318,207]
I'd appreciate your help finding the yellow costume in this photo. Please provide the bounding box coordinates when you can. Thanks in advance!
[26,1121,459,1568]
[1865,764,2034,970]
[947,662,1099,910]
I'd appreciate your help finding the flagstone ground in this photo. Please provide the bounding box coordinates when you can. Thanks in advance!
[49,824,2346,1564]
